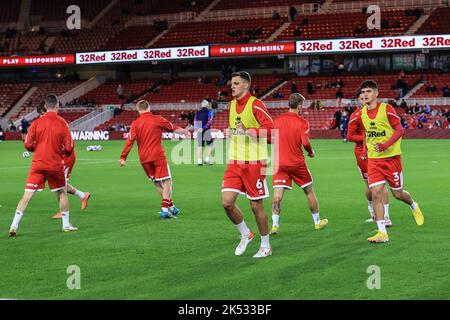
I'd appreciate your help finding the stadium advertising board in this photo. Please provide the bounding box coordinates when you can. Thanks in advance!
[71,131,109,141]
[76,46,209,64]
[297,35,450,54]
[210,42,296,57]
[0,54,75,67]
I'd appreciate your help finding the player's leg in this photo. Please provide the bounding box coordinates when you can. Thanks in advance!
[386,158,423,226]
[154,160,179,218]
[49,169,77,232]
[9,190,36,236]
[204,131,213,165]
[270,187,285,234]
[10,170,45,236]
[382,186,392,226]
[153,181,163,198]
[367,183,389,243]
[303,184,328,229]
[197,131,204,165]
[271,167,291,234]
[197,146,203,165]
[363,180,375,222]
[222,190,254,256]
[222,164,254,256]
[366,160,389,243]
[67,184,90,209]
[243,163,271,258]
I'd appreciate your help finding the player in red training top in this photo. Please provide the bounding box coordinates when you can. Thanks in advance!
[222,71,274,258]
[32,104,91,219]
[354,80,424,243]
[9,95,78,237]
[348,90,391,226]
[119,100,190,218]
[270,93,328,234]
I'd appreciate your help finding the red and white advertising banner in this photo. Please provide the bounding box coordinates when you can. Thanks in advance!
[0,54,75,67]
[76,46,209,64]
[210,42,296,57]
[297,35,450,54]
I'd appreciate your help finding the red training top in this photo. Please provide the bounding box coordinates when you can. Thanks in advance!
[120,112,179,163]
[24,112,73,171]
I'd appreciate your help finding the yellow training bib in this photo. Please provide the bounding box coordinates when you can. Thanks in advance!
[361,103,402,159]
[228,96,268,161]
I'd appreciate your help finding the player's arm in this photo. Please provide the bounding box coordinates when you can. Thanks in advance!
[119,123,137,166]
[160,116,191,138]
[375,106,404,152]
[347,113,363,142]
[62,122,74,156]
[203,110,213,129]
[23,122,36,151]
[301,120,314,157]
[237,101,274,142]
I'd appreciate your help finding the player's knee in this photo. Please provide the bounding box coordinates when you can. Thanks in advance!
[391,190,403,200]
[250,200,262,212]
[222,200,234,212]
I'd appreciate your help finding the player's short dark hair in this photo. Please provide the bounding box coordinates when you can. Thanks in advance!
[36,103,47,115]
[288,93,305,109]
[359,80,378,91]
[136,100,150,111]
[44,94,59,109]
[231,71,251,84]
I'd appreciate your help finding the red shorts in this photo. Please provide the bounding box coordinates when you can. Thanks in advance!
[367,156,403,190]
[355,149,368,180]
[222,162,269,200]
[273,165,313,189]
[25,168,66,192]
[64,155,76,180]
[142,159,171,182]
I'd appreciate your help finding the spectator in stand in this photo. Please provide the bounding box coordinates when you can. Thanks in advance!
[433,119,443,128]
[400,115,408,129]
[272,10,281,20]
[8,121,16,132]
[289,5,298,21]
[336,87,344,106]
[441,84,450,97]
[307,81,314,95]
[425,82,437,93]
[117,84,124,100]
[340,111,349,143]
[0,125,4,141]
[413,103,422,114]
[399,99,408,110]
[293,27,301,37]
[272,90,284,99]
[291,81,298,94]
[333,109,342,129]
[424,104,431,114]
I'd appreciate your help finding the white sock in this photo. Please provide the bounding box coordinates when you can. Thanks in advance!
[312,212,320,224]
[384,204,390,219]
[11,210,23,229]
[162,207,169,212]
[272,214,280,226]
[197,158,202,164]
[74,189,85,200]
[376,220,387,234]
[368,201,374,214]
[61,211,71,228]
[205,156,210,163]
[261,234,270,249]
[410,201,418,210]
[236,220,250,236]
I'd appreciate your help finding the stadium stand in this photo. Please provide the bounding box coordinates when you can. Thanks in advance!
[417,7,450,34]
[30,0,110,22]
[0,83,31,117]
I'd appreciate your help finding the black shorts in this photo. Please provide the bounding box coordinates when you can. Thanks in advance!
[197,129,214,147]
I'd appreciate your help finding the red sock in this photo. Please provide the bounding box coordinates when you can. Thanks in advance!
[168,199,174,208]
[162,199,170,210]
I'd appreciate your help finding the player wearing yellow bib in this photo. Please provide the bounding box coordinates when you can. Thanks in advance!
[222,71,274,258]
[355,80,424,243]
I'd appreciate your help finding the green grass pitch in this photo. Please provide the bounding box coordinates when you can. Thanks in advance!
[0,139,449,299]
